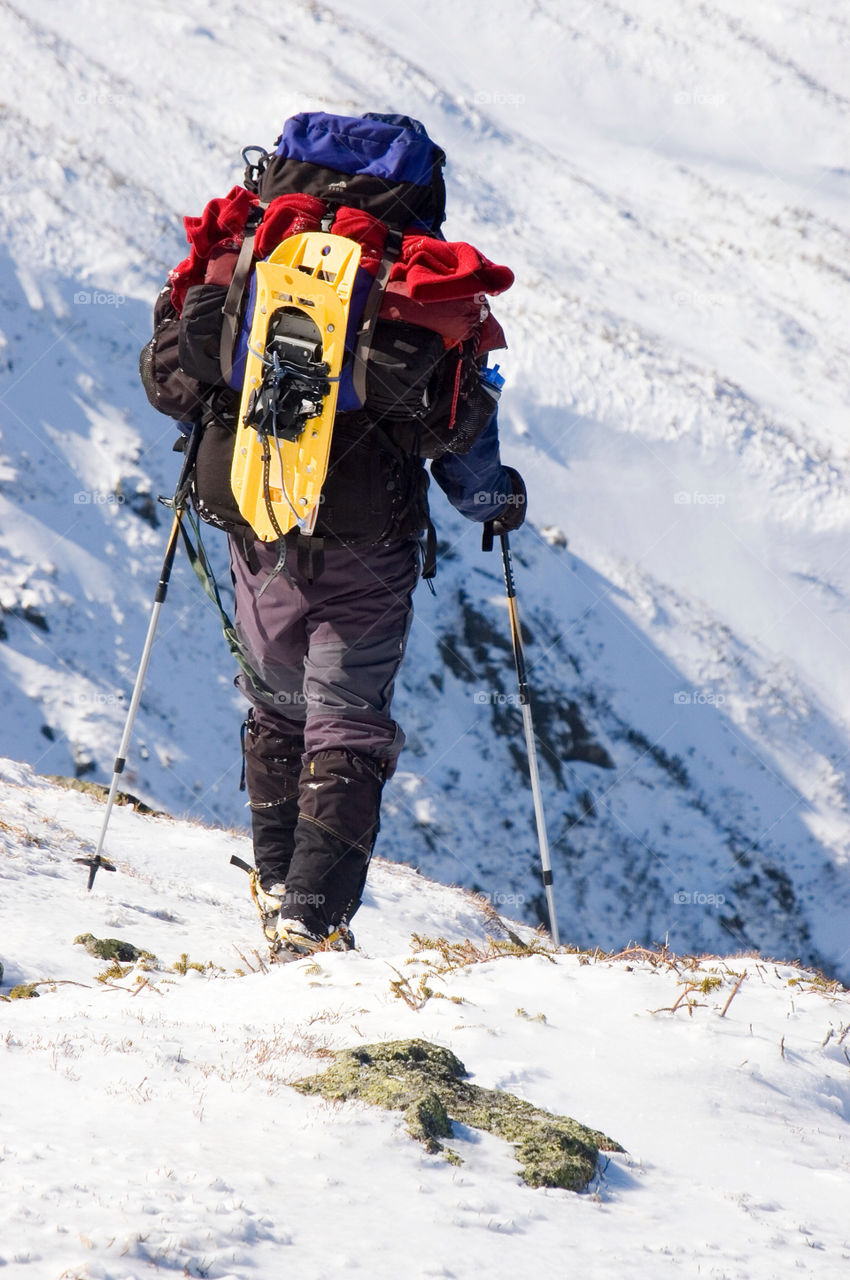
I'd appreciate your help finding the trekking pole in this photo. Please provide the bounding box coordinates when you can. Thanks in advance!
[75,425,203,891]
[482,523,560,946]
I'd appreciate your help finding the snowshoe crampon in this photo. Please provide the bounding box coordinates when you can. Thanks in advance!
[249,872,285,944]
[271,917,356,963]
[230,231,362,541]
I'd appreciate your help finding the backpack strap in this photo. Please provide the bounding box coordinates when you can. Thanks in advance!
[430,147,447,233]
[350,226,404,407]
[297,534,325,584]
[219,203,266,386]
[419,515,437,581]
[369,421,438,581]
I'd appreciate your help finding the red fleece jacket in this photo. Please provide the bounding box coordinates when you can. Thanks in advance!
[168,189,514,321]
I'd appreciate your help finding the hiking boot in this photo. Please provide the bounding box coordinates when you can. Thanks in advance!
[273,917,356,959]
[273,917,325,958]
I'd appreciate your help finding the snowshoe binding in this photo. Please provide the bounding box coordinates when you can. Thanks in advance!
[231,855,286,944]
[250,873,286,944]
[271,917,356,963]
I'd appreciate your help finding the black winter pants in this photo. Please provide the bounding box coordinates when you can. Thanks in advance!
[230,535,419,931]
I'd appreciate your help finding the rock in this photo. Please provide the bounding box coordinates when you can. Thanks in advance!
[294,1037,622,1191]
[74,933,149,963]
[540,525,568,548]
[45,775,161,815]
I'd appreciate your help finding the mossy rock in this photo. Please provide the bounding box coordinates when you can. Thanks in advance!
[294,1038,623,1191]
[9,983,39,999]
[74,933,154,964]
[45,775,161,815]
[404,1090,453,1154]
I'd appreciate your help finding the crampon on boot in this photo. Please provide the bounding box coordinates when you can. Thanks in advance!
[231,854,288,944]
[271,917,355,963]
[250,873,286,944]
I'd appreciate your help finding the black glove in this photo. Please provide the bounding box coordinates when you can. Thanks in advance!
[489,466,527,535]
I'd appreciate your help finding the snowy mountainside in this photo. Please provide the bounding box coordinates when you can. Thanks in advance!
[1,1,850,973]
[1,761,849,1279]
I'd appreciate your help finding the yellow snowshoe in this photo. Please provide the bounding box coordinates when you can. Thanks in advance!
[230,231,362,542]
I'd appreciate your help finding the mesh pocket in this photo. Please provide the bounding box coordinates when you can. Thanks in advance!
[442,379,497,455]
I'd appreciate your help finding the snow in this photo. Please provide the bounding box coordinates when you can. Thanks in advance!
[1,5,850,1269]
[1,761,849,1278]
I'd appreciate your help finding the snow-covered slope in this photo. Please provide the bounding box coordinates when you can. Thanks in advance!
[2,761,849,1279]
[1,0,850,975]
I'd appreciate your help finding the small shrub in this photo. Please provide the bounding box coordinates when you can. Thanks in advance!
[9,983,40,1000]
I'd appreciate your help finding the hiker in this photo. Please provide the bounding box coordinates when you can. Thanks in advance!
[140,112,526,958]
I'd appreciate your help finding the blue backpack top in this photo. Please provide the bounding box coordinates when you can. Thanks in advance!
[252,111,447,232]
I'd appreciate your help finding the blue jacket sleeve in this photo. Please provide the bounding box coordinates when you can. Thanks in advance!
[430,412,514,522]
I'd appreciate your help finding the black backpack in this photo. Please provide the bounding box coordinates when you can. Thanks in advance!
[140,112,504,560]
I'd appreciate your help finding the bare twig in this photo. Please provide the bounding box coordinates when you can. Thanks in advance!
[670,985,698,1013]
[131,977,163,998]
[387,965,430,1010]
[32,979,92,990]
[649,986,707,1016]
[233,945,266,974]
[719,972,747,1018]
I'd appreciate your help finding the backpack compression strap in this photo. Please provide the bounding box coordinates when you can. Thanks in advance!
[370,420,437,580]
[219,203,266,386]
[350,227,404,407]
